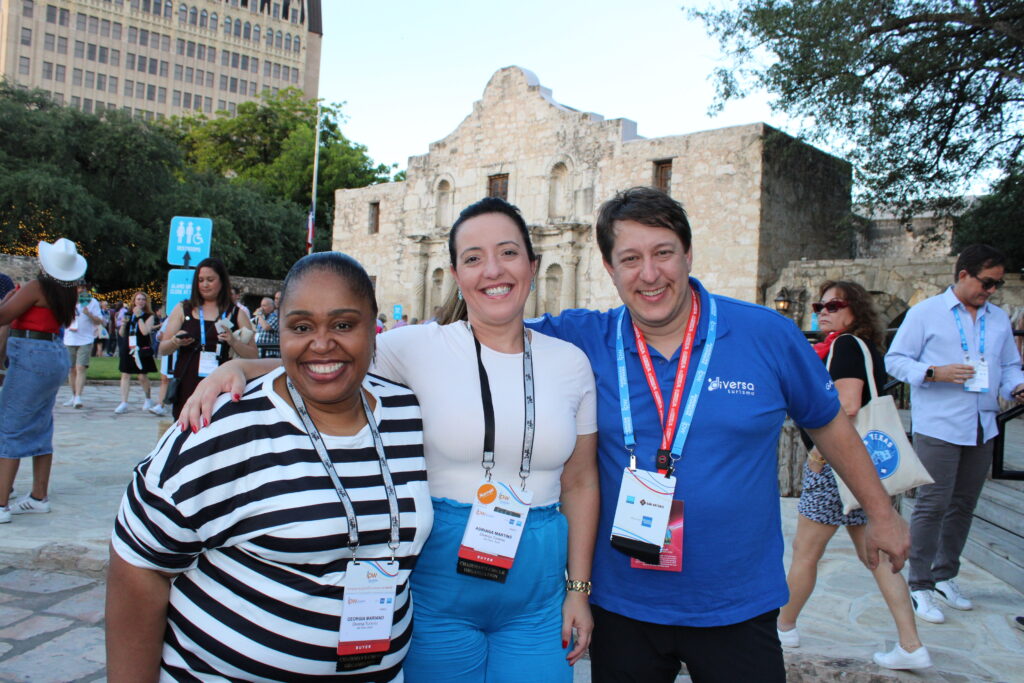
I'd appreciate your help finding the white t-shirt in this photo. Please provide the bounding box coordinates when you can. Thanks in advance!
[374,321,597,506]
[63,297,102,346]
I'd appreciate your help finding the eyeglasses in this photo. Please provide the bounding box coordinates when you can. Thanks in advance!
[971,274,1005,290]
[812,299,850,314]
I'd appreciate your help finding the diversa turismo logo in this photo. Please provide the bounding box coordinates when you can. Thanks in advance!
[706,376,756,396]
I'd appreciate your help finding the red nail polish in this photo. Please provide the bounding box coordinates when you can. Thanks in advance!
[191,424,198,434]
[203,417,209,428]
[232,393,241,401]
[179,422,185,432]
[561,640,567,649]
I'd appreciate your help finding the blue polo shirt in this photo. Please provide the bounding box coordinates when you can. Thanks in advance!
[528,278,840,626]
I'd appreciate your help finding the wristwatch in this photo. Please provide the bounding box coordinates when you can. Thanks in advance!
[566,579,592,595]
[925,366,935,381]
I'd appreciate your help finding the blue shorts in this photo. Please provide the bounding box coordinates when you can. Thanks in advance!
[403,497,572,683]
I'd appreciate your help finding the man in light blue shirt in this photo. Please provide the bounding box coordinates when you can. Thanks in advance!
[886,244,1024,624]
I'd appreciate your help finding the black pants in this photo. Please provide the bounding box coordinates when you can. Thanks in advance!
[590,605,785,683]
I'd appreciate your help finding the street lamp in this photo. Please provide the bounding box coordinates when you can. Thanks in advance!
[774,292,791,313]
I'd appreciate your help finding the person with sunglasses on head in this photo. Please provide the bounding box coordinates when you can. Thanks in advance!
[886,244,1024,625]
[779,281,931,670]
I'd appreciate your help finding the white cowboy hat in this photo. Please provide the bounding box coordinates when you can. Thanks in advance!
[37,238,87,283]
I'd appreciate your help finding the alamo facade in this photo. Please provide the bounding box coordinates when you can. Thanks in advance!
[332,66,855,321]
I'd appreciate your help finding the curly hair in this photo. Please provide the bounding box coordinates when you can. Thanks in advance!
[818,280,884,348]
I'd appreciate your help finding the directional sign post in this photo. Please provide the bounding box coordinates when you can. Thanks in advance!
[167,216,212,267]
[165,269,195,313]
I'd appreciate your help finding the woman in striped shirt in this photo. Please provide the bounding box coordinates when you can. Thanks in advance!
[106,253,432,682]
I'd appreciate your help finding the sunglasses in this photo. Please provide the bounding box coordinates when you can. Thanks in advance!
[971,274,1005,291]
[812,299,850,314]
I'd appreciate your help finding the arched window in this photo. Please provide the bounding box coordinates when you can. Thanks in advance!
[266,29,273,47]
[188,6,197,25]
[164,1,172,19]
[275,30,282,49]
[234,19,241,37]
[177,3,186,24]
[430,269,445,313]
[293,36,300,52]
[243,22,251,40]
[436,180,453,227]
[223,15,231,35]
[548,162,569,219]
[253,24,260,42]
[209,12,217,31]
[284,33,291,51]
[199,9,207,27]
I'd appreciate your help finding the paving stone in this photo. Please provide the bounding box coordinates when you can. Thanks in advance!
[0,614,72,640]
[0,606,32,628]
[0,642,11,658]
[43,585,106,624]
[0,569,93,595]
[0,626,105,683]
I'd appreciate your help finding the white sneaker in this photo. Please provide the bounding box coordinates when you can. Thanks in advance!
[0,506,9,524]
[142,398,154,411]
[777,627,800,648]
[911,590,945,624]
[72,396,83,409]
[934,579,972,610]
[873,644,932,670]
[114,402,129,414]
[10,494,50,514]
[63,396,76,407]
[148,403,167,416]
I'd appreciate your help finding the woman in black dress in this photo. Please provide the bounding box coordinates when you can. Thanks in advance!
[157,257,256,420]
[777,280,931,671]
[114,291,158,414]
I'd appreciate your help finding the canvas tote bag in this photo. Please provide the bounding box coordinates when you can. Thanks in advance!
[826,335,933,513]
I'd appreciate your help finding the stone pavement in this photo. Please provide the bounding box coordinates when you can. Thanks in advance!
[0,384,1022,681]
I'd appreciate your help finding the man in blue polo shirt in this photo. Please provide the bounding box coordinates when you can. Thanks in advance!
[528,187,909,682]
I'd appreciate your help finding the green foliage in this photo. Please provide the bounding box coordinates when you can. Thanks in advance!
[953,167,1024,272]
[0,82,391,292]
[692,1,1024,212]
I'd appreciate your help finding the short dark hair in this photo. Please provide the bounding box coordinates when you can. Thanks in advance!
[279,252,378,318]
[440,197,538,323]
[189,257,233,313]
[818,280,883,347]
[596,187,692,263]
[955,244,1006,280]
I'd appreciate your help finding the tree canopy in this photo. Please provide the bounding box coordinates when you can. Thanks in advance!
[1,84,392,293]
[692,0,1024,212]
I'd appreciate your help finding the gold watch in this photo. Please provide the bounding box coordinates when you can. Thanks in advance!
[566,579,592,595]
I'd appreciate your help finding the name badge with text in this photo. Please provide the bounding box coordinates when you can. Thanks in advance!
[337,560,399,670]
[630,500,684,572]
[610,467,676,566]
[197,351,219,377]
[457,480,532,583]
[128,335,138,350]
[964,359,989,393]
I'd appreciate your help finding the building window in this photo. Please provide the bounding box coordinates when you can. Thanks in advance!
[368,202,381,234]
[436,180,453,227]
[653,160,673,195]
[42,62,54,79]
[183,92,191,108]
[294,36,300,52]
[85,71,94,88]
[74,41,85,58]
[284,33,291,51]
[127,53,136,69]
[55,64,66,82]
[72,68,83,85]
[165,0,173,19]
[200,9,207,27]
[57,36,67,54]
[110,49,120,66]
[59,8,69,26]
[97,73,106,90]
[487,174,509,201]
[87,44,97,61]
[140,29,149,47]
[548,163,568,219]
[46,4,57,23]
[21,28,33,47]
[83,98,93,114]
[243,21,251,40]
[99,47,108,64]
[23,0,34,18]
[189,6,197,25]
[112,23,122,40]
[76,12,86,30]
[197,44,206,60]
[45,33,56,51]
[70,96,80,109]
[88,16,98,34]
[108,75,117,91]
[101,19,110,37]
[172,89,181,106]
[128,27,138,43]
[275,30,282,49]
[254,25,260,43]
[178,3,187,24]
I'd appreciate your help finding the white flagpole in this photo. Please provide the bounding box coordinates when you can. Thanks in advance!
[307,101,322,255]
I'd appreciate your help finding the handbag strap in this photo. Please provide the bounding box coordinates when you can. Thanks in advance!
[825,334,880,401]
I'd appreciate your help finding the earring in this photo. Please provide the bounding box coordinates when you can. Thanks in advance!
[530,280,536,292]
[457,289,463,301]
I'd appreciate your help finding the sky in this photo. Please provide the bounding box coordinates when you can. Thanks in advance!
[315,0,793,173]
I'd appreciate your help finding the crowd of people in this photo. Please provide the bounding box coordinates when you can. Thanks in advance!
[0,186,1021,682]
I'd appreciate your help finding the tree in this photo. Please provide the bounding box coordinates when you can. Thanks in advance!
[953,167,1024,272]
[692,1,1024,212]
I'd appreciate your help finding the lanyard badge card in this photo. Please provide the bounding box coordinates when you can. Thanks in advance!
[196,307,219,377]
[337,559,400,670]
[457,328,536,583]
[953,308,989,393]
[609,293,717,569]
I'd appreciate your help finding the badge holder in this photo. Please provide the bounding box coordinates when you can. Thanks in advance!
[610,459,677,565]
[954,307,989,393]
[337,558,400,670]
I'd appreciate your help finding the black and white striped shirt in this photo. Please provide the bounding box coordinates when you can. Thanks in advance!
[113,367,431,682]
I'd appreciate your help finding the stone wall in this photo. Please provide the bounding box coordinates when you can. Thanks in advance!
[332,67,853,320]
[0,254,38,284]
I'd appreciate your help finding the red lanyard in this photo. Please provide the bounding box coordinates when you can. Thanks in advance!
[633,289,700,473]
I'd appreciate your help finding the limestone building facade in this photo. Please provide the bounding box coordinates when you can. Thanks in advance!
[1,0,321,120]
[333,66,853,320]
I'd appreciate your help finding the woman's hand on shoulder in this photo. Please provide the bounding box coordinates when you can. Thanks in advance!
[562,590,593,667]
[177,361,249,433]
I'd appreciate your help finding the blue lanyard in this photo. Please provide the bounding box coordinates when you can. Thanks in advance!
[197,307,226,350]
[952,307,985,360]
[615,295,718,470]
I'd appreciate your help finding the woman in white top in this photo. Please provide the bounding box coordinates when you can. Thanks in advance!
[181,198,599,682]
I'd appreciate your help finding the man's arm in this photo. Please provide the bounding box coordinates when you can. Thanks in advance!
[884,307,929,386]
[805,409,910,571]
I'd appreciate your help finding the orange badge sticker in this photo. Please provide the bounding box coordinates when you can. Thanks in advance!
[476,483,497,504]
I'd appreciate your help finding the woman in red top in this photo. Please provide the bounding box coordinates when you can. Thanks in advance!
[0,239,84,524]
